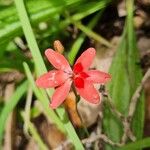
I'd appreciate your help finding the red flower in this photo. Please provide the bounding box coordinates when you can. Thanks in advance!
[36,48,111,109]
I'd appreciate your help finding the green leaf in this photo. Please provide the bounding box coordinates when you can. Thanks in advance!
[120,137,150,150]
[103,0,144,149]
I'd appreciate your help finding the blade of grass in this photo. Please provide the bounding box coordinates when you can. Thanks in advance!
[60,0,111,28]
[71,0,111,21]
[120,137,150,150]
[0,81,28,148]
[125,0,144,142]
[74,21,113,48]
[23,62,65,132]
[14,0,47,75]
[56,108,84,150]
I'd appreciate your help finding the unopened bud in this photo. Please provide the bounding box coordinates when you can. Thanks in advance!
[53,40,64,54]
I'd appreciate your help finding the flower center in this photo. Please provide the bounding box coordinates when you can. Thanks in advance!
[74,77,84,88]
[73,63,83,74]
[73,72,89,89]
[70,63,90,88]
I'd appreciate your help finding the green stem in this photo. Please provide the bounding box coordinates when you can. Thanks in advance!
[68,12,102,65]
[74,22,113,48]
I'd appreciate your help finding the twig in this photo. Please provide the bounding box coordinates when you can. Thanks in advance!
[103,92,136,144]
[3,83,15,150]
[24,86,33,138]
[95,112,103,150]
[54,140,72,150]
[121,68,150,144]
[100,86,124,120]
[105,94,124,120]
[121,118,136,144]
[97,112,103,135]
[14,37,27,50]
[128,68,150,118]
[82,101,123,148]
[82,134,122,147]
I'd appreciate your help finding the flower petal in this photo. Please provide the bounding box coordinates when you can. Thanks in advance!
[36,70,69,88]
[45,49,72,73]
[86,70,111,83]
[50,79,72,109]
[75,80,100,104]
[74,48,96,70]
